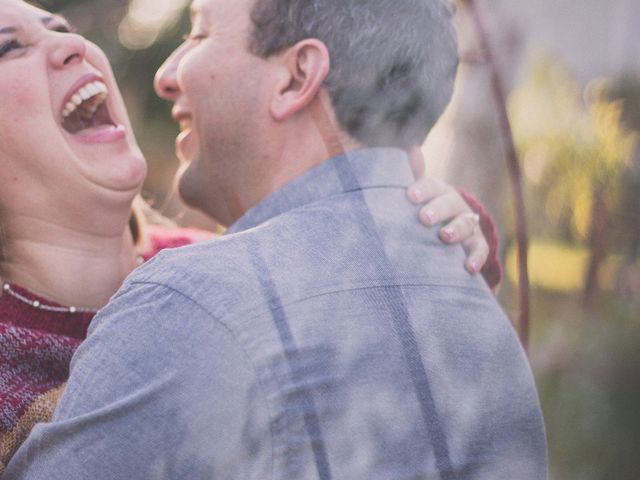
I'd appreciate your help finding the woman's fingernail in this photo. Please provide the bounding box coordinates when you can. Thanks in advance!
[409,187,425,203]
[442,228,456,241]
[421,209,436,225]
[469,261,480,273]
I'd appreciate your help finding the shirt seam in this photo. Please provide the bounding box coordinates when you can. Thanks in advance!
[235,282,491,324]
[129,278,489,338]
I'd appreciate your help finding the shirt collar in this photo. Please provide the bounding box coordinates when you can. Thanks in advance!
[226,147,413,235]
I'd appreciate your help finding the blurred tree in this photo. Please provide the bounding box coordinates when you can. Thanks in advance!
[458,0,531,348]
[510,60,637,305]
[609,76,640,309]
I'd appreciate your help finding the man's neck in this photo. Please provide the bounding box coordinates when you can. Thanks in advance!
[225,103,362,227]
[206,91,363,228]
[270,93,362,193]
[1,217,138,309]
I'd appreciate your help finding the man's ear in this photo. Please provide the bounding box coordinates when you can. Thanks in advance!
[270,39,330,121]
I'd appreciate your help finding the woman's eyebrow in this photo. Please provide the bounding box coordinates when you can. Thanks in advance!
[0,15,69,35]
[42,14,69,26]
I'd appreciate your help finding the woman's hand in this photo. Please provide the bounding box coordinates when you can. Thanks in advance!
[406,147,501,288]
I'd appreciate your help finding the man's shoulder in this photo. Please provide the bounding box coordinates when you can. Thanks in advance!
[125,186,484,313]
[129,193,355,286]
[121,232,266,317]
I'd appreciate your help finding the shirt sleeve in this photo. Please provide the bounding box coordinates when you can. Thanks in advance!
[458,188,503,290]
[4,281,272,480]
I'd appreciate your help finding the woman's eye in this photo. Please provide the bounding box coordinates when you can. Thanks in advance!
[53,25,72,33]
[0,40,24,58]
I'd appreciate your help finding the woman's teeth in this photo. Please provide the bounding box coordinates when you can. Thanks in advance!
[62,80,109,119]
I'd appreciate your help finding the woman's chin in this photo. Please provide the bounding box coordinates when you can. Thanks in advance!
[90,151,148,194]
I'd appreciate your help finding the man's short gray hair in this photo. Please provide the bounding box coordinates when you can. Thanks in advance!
[249,0,458,149]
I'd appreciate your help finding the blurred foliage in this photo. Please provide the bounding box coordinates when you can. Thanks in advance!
[504,59,640,479]
[509,60,637,247]
[609,75,640,260]
[527,287,640,480]
[505,240,621,293]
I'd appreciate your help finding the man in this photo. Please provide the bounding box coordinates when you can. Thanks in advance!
[6,0,546,478]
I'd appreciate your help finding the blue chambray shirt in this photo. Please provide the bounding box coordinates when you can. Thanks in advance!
[6,148,547,479]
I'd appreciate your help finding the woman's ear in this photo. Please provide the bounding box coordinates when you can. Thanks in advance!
[270,39,330,121]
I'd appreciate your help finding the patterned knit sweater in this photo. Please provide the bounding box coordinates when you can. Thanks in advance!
[0,200,500,475]
[0,227,212,474]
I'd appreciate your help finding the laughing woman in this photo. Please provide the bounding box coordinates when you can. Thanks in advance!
[0,0,500,472]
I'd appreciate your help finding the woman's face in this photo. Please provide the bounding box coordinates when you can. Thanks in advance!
[0,0,146,220]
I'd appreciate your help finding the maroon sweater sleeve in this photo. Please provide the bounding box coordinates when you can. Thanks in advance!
[141,226,218,261]
[458,189,503,289]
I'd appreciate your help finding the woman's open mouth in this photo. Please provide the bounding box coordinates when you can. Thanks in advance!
[61,80,116,134]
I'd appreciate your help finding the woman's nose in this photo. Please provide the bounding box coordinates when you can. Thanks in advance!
[49,32,87,69]
[154,50,182,101]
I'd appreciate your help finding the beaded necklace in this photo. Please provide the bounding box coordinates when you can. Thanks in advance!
[2,283,99,314]
[0,256,144,315]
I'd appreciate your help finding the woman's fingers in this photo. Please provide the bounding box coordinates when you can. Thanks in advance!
[438,211,489,273]
[416,190,469,226]
[462,233,490,274]
[439,212,481,243]
[404,146,494,275]
[407,176,450,205]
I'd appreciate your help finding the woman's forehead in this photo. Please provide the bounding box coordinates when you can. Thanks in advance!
[0,0,54,27]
